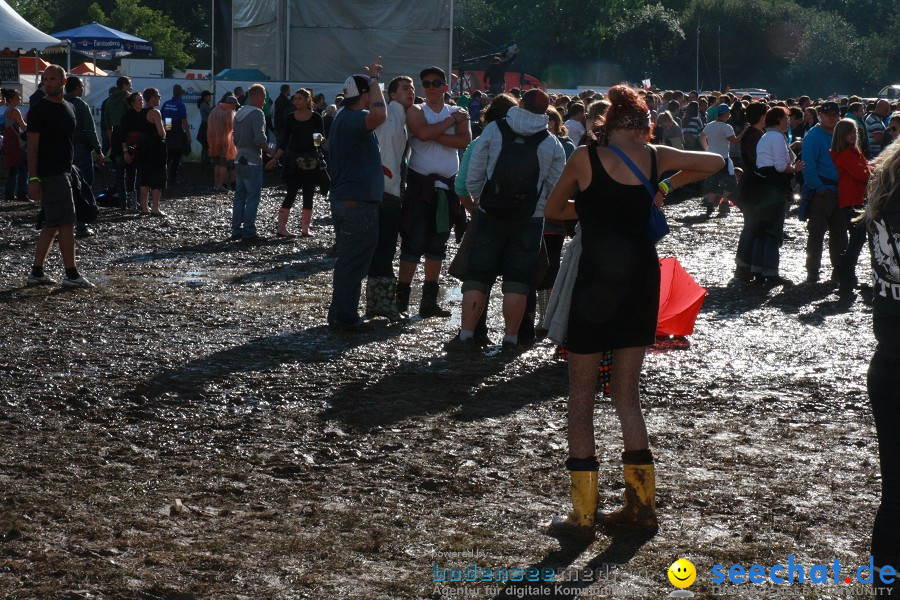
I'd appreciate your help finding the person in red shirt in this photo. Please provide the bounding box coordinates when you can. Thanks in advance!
[830,118,872,290]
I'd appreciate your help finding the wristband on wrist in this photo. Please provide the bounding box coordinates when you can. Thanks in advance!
[658,179,672,195]
[29,176,41,183]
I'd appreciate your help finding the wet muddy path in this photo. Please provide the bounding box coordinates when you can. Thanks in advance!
[0,165,879,598]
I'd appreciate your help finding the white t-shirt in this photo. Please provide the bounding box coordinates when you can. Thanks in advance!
[703,120,735,159]
[409,103,461,188]
[756,130,792,172]
[564,119,586,145]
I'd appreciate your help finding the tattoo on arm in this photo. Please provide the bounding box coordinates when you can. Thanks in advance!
[372,102,386,108]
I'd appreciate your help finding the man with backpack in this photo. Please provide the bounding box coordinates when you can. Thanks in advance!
[397,66,471,318]
[447,88,565,352]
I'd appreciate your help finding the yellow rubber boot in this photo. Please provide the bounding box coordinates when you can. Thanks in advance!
[549,458,599,539]
[601,459,658,531]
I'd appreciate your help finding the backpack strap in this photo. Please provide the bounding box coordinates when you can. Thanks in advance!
[608,144,657,205]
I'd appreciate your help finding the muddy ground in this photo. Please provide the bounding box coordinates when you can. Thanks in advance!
[0,163,882,599]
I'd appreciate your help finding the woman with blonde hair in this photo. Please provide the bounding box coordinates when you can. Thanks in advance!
[830,118,871,290]
[864,140,900,598]
[207,94,238,192]
[655,110,684,149]
[544,85,722,538]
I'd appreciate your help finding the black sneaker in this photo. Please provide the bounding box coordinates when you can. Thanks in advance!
[501,340,520,354]
[76,227,95,238]
[473,333,492,349]
[444,334,477,352]
[762,275,793,289]
[328,317,369,331]
[734,266,754,281]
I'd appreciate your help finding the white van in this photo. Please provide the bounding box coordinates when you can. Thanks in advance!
[877,85,899,101]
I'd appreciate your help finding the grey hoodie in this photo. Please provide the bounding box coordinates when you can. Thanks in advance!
[466,106,566,217]
[233,105,268,164]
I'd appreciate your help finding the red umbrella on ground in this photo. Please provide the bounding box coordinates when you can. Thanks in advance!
[657,257,706,337]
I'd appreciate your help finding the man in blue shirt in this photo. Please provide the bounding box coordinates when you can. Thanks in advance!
[327,59,387,329]
[801,101,847,283]
[160,84,189,185]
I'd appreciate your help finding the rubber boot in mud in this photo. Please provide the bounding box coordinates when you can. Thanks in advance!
[601,450,658,532]
[276,207,294,238]
[367,277,402,321]
[419,281,451,318]
[549,456,599,541]
[301,208,314,237]
[396,281,411,315]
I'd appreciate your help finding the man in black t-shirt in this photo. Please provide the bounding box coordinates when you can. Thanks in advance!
[25,65,94,289]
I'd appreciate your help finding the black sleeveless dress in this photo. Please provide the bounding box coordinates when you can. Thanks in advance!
[136,108,167,190]
[566,145,661,354]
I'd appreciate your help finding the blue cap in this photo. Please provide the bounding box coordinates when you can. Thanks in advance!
[716,104,730,116]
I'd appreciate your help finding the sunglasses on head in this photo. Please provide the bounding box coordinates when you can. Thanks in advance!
[421,79,444,89]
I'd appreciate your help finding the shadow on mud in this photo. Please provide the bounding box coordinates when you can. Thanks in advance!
[121,323,406,404]
[495,530,656,599]
[323,350,567,428]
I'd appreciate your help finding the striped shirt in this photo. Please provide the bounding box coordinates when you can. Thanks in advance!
[866,113,888,157]
[683,116,704,140]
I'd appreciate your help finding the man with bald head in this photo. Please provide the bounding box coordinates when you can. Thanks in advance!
[866,100,892,158]
[25,65,93,288]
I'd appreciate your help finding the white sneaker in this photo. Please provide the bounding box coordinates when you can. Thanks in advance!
[26,273,57,286]
[61,275,95,288]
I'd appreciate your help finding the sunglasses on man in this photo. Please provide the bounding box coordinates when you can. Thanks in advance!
[421,79,444,89]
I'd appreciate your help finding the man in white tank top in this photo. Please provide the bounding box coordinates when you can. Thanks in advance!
[397,66,472,318]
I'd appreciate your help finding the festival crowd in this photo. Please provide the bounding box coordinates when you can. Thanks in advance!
[2,59,900,594]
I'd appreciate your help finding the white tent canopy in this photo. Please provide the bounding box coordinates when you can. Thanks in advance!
[0,0,61,52]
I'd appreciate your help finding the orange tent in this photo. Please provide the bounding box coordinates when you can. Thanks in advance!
[19,56,51,74]
[71,62,108,76]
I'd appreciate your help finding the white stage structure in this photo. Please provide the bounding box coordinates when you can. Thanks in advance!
[231,0,453,84]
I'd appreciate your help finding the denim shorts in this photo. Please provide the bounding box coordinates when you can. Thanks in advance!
[462,212,543,295]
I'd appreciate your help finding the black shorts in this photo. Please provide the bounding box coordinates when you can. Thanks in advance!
[41,173,76,227]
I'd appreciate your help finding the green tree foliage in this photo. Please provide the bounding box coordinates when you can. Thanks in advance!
[8,0,53,32]
[606,5,686,83]
[88,0,192,73]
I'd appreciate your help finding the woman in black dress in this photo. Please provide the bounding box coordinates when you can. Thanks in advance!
[266,88,325,237]
[119,92,143,212]
[129,88,167,216]
[544,85,722,538]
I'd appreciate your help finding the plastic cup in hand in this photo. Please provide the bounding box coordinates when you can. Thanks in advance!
[267,141,277,155]
[164,117,172,130]
[313,133,323,147]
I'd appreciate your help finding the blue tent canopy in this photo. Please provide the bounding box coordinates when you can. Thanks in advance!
[216,68,270,81]
[51,22,154,59]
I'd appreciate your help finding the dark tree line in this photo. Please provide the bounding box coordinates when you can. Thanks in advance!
[456,0,899,97]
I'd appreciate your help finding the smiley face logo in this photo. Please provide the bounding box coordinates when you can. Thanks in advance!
[668,558,696,588]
